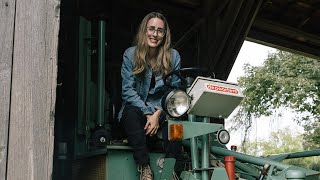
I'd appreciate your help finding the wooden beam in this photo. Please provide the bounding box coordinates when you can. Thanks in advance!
[173,18,204,50]
[6,0,60,179]
[213,0,263,80]
[252,18,320,46]
[0,0,16,178]
[247,29,320,59]
[205,0,245,73]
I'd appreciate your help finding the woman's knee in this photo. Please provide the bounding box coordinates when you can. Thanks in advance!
[121,105,146,132]
[122,105,143,122]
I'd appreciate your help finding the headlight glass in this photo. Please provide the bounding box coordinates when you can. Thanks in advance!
[216,129,230,145]
[165,90,191,117]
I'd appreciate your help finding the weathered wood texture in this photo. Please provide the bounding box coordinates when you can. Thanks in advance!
[6,0,60,179]
[0,0,16,179]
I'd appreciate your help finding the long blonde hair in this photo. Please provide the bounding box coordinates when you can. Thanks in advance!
[133,12,172,76]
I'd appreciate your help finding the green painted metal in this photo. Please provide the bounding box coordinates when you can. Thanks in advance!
[266,165,276,180]
[234,161,260,178]
[97,20,106,126]
[181,141,319,180]
[234,170,257,180]
[107,145,132,150]
[167,116,227,180]
[201,117,210,180]
[77,16,89,135]
[285,170,306,179]
[188,114,200,179]
[75,17,110,158]
[160,158,176,180]
[85,21,92,139]
[76,17,92,156]
[266,166,319,180]
[284,149,320,159]
[168,120,223,140]
[180,171,198,180]
[106,150,171,180]
[211,146,290,170]
[210,167,229,180]
[266,149,320,161]
[265,154,289,162]
[180,171,199,180]
[211,146,320,180]
[106,150,140,180]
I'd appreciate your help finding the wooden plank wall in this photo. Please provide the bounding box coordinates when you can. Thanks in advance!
[0,0,16,179]
[3,0,60,179]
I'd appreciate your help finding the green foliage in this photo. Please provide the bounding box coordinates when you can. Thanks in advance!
[241,128,320,171]
[230,50,320,147]
[239,51,320,119]
[303,121,320,149]
[241,128,304,155]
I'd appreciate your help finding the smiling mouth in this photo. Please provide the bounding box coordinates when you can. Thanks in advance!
[150,38,158,43]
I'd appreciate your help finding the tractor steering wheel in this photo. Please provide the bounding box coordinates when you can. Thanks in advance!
[163,67,209,89]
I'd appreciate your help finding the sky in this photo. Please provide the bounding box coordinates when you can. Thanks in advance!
[225,41,304,149]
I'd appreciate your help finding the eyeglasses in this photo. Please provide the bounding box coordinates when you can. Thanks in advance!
[147,26,166,37]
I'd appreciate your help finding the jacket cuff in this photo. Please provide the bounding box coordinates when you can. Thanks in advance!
[141,106,154,115]
[155,106,163,111]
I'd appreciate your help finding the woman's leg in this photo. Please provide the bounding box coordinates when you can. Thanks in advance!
[161,120,183,179]
[121,105,149,165]
[161,120,182,158]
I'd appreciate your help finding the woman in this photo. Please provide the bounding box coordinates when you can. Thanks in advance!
[118,12,181,180]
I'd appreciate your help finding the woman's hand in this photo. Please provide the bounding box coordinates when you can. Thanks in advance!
[144,110,161,136]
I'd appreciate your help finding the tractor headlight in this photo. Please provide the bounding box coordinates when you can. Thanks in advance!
[162,89,191,118]
[216,129,230,145]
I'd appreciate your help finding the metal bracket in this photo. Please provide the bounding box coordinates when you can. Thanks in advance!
[211,167,229,180]
[159,158,176,180]
[168,120,223,140]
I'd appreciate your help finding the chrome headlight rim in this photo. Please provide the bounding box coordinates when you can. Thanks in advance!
[216,129,230,145]
[162,89,191,118]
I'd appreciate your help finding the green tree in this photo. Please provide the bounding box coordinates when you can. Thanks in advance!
[230,50,320,148]
[240,128,320,171]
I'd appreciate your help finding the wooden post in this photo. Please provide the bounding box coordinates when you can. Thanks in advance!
[6,0,60,179]
[0,0,16,179]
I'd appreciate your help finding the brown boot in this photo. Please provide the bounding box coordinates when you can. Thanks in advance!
[138,164,153,180]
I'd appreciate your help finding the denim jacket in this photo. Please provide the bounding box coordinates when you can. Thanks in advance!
[118,46,181,120]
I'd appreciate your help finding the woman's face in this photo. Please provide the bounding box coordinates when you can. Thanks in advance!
[146,17,165,49]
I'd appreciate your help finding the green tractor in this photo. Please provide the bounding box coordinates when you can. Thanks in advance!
[54,19,320,179]
[53,1,320,179]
